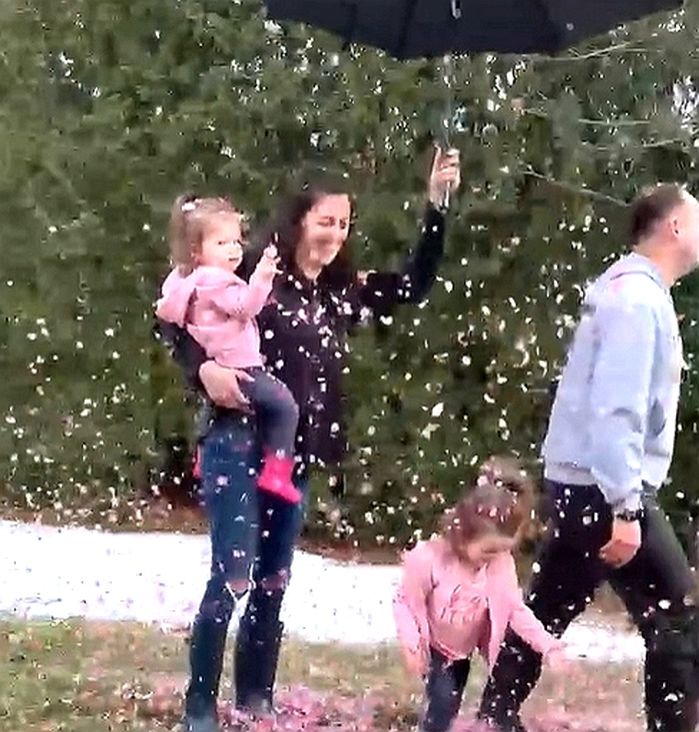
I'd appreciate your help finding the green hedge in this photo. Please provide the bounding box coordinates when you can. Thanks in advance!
[1,0,699,548]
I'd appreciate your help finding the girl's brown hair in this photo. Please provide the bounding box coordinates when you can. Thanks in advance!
[168,193,238,274]
[441,456,534,552]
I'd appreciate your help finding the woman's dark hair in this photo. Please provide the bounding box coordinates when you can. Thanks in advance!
[252,167,356,291]
[441,456,535,552]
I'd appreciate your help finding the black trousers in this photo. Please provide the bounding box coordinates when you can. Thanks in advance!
[479,481,699,732]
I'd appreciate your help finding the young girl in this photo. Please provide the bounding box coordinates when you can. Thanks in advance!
[393,457,566,732]
[156,194,301,503]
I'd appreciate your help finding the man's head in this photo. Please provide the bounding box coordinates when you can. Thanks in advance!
[629,184,699,281]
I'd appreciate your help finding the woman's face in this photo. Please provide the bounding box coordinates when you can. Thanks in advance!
[297,194,351,271]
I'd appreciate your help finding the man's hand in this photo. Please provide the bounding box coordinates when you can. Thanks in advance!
[599,518,641,567]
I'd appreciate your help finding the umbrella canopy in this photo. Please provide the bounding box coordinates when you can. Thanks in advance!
[264,0,682,58]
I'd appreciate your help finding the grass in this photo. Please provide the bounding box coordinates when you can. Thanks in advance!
[0,618,645,732]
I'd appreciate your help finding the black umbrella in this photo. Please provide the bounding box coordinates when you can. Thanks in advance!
[264,0,682,58]
[264,0,683,205]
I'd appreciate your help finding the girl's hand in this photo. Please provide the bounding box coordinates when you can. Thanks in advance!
[544,642,570,670]
[402,643,429,677]
[199,361,254,410]
[256,244,280,280]
[428,147,461,207]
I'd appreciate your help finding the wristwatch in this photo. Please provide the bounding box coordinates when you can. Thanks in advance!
[614,508,643,522]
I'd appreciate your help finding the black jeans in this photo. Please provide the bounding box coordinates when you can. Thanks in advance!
[422,648,471,732]
[479,481,699,732]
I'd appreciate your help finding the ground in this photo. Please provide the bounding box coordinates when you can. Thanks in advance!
[1,619,645,731]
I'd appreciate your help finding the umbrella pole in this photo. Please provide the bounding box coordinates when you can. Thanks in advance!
[440,52,454,210]
[436,2,461,209]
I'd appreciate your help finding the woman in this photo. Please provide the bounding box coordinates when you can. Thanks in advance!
[159,148,461,732]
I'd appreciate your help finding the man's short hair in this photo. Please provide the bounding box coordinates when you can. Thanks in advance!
[629,183,686,244]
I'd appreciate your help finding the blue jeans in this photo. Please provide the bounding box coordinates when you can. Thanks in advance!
[184,411,308,718]
[422,648,471,732]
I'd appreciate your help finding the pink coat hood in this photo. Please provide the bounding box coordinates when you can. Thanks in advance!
[155,268,200,327]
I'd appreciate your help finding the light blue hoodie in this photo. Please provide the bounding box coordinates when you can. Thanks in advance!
[543,253,684,512]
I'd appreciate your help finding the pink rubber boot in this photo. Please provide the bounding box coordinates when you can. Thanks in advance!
[257,454,301,503]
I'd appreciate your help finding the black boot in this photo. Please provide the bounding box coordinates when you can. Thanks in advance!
[235,615,284,713]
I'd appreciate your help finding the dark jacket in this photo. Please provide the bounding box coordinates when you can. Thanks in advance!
[157,204,446,467]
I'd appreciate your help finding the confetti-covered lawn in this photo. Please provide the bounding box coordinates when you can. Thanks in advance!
[1,619,645,731]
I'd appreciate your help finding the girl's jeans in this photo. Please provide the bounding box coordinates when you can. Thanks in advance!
[239,367,298,457]
[422,647,471,732]
[184,412,307,718]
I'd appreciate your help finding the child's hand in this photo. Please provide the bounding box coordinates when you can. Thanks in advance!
[256,245,279,279]
[401,643,428,678]
[544,642,570,670]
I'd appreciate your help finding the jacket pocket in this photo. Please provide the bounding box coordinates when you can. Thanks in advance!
[647,399,666,437]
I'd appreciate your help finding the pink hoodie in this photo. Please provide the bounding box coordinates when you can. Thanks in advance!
[393,538,559,674]
[156,265,273,369]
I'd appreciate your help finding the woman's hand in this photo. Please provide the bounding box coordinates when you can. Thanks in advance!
[199,361,254,410]
[428,147,461,207]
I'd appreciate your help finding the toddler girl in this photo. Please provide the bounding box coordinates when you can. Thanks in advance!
[394,457,565,732]
[156,194,300,503]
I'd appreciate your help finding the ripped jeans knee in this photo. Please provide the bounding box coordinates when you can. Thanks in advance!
[211,547,255,601]
[241,572,290,632]
[198,579,238,625]
[258,569,290,592]
[225,569,289,602]
[225,577,252,600]
[219,557,290,602]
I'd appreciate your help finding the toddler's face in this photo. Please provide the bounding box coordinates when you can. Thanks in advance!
[459,532,516,569]
[199,214,244,273]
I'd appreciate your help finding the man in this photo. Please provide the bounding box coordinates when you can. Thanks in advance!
[479,184,699,732]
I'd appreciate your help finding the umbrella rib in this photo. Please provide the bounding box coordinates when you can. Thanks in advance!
[523,167,627,207]
[395,0,419,59]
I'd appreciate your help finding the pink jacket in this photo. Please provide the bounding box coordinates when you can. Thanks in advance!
[393,538,559,673]
[155,265,273,369]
